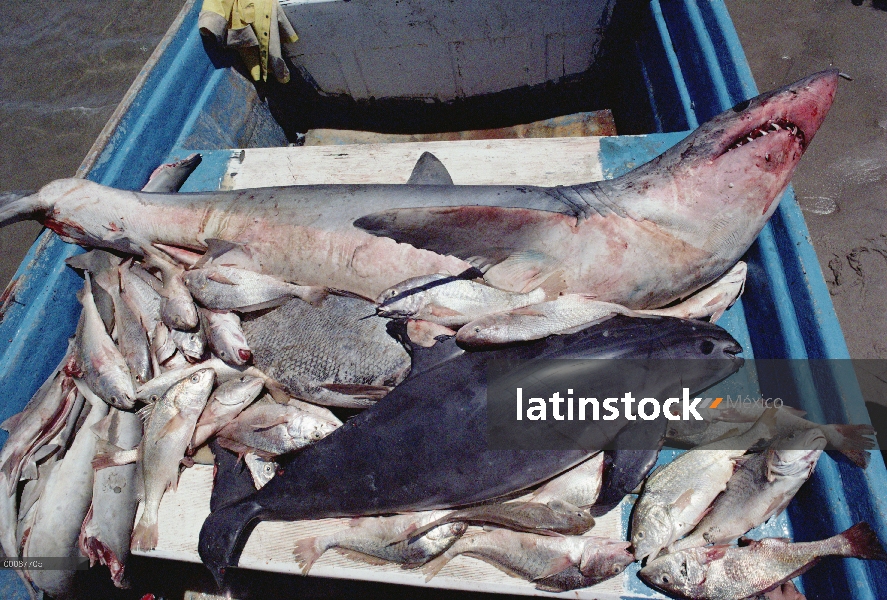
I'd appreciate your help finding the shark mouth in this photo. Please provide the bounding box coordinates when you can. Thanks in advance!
[725,119,806,153]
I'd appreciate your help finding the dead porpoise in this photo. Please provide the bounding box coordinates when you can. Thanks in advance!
[198,315,742,584]
[0,72,837,309]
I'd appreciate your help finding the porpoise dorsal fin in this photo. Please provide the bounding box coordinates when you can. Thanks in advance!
[407,152,454,185]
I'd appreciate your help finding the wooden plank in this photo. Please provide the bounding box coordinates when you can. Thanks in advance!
[221,136,605,189]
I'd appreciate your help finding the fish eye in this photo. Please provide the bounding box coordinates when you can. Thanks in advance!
[219,351,227,358]
[110,396,118,405]
[190,374,200,383]
[150,394,159,402]
[661,575,671,584]
[612,564,623,573]
[473,326,481,333]
[636,532,645,539]
[700,340,714,355]
[190,335,197,342]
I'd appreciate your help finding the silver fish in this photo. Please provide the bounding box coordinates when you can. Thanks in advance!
[144,251,199,331]
[216,401,340,457]
[631,409,778,561]
[456,294,645,347]
[65,249,124,334]
[200,308,252,366]
[168,323,206,361]
[183,264,326,312]
[190,376,264,449]
[244,452,277,489]
[23,394,109,600]
[639,522,887,600]
[535,539,637,592]
[79,408,143,587]
[119,260,163,337]
[671,428,826,552]
[395,499,595,544]
[422,529,634,588]
[375,272,561,327]
[530,452,605,508]
[292,511,466,574]
[0,73,838,309]
[241,295,411,408]
[131,368,214,551]
[111,275,153,385]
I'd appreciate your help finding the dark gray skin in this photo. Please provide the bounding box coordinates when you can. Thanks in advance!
[590,418,667,517]
[198,315,742,584]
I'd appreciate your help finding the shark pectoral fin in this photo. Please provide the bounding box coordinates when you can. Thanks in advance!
[354,206,564,288]
[407,152,454,185]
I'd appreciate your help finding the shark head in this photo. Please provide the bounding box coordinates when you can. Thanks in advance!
[606,69,838,260]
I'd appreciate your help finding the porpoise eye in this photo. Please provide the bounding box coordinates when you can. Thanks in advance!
[700,340,714,355]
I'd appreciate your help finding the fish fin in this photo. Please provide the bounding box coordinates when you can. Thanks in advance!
[20,459,38,481]
[131,519,159,552]
[428,305,465,319]
[828,424,876,467]
[157,414,190,438]
[407,152,454,185]
[485,250,562,294]
[90,413,115,441]
[421,552,454,582]
[206,271,237,285]
[354,206,565,289]
[538,270,568,300]
[840,522,887,560]
[320,383,391,400]
[530,556,576,581]
[292,536,324,575]
[0,412,24,432]
[334,548,392,567]
[295,286,329,307]
[152,243,202,267]
[137,403,155,423]
[92,447,138,470]
[672,489,695,512]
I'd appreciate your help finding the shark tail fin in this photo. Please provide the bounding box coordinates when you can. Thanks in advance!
[0,190,40,227]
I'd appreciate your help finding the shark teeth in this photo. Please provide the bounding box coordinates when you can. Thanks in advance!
[726,119,804,152]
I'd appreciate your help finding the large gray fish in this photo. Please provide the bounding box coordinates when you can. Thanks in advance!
[131,368,214,551]
[241,295,411,408]
[631,409,778,561]
[639,522,887,600]
[422,529,634,589]
[198,316,742,583]
[23,393,109,600]
[72,275,136,409]
[292,511,466,574]
[0,72,837,309]
[671,428,826,552]
[79,408,143,587]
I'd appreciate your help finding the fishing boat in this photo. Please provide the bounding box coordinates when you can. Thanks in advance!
[0,0,884,598]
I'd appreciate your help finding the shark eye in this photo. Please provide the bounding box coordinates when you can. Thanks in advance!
[109,396,118,405]
[219,351,227,358]
[612,564,623,574]
[474,326,481,333]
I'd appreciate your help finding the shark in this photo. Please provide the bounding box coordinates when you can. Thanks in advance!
[0,71,837,310]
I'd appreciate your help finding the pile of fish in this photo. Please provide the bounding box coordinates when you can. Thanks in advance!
[0,69,883,599]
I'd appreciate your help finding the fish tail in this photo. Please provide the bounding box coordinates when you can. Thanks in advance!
[838,522,887,561]
[297,286,329,307]
[292,536,325,575]
[421,550,454,582]
[826,424,876,468]
[0,190,40,227]
[131,515,159,552]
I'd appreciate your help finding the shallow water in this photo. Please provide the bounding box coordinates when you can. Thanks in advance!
[0,0,185,286]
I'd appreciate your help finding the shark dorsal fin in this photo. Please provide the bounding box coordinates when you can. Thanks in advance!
[407,152,454,185]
